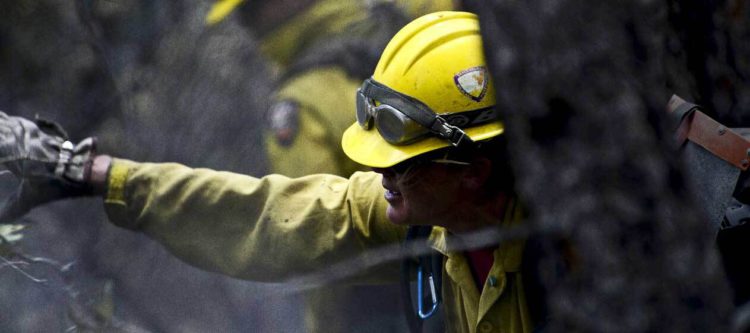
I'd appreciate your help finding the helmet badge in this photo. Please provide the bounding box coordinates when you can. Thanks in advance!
[454,66,489,102]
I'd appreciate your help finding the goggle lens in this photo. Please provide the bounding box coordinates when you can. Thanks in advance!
[374,105,428,144]
[357,89,429,145]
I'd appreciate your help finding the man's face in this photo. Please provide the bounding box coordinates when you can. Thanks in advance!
[373,155,471,230]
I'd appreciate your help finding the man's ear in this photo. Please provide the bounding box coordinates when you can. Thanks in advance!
[462,157,492,190]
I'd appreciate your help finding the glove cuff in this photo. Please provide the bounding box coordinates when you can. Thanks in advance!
[65,137,97,184]
[53,136,98,195]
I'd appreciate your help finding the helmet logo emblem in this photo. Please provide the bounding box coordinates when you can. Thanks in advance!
[454,66,489,102]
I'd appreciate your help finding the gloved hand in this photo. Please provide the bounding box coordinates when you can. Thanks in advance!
[0,111,97,223]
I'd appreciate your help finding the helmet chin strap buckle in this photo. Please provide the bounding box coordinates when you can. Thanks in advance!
[432,117,474,147]
[449,129,472,147]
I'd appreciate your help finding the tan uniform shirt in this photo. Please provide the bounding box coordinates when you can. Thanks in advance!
[104,159,533,333]
[265,67,365,177]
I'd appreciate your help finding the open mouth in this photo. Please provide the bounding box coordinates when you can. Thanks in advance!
[381,176,402,203]
[384,189,402,202]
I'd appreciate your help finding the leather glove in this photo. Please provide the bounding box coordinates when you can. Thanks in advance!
[0,111,96,223]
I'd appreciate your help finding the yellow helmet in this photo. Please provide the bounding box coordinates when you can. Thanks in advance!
[341,11,502,168]
[205,0,245,26]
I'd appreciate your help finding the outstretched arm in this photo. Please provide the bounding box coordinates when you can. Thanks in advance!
[96,156,404,283]
[0,112,404,283]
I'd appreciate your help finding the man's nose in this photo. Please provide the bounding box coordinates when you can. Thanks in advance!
[371,167,394,177]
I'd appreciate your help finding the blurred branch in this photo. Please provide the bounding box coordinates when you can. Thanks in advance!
[0,253,48,283]
[0,228,149,332]
[278,223,536,296]
[0,225,51,283]
[465,0,734,331]
[0,230,72,283]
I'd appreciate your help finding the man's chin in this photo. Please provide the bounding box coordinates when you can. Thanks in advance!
[386,206,411,226]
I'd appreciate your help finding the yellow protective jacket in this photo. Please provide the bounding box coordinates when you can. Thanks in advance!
[104,159,533,333]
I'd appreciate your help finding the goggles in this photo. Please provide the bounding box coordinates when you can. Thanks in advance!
[356,78,498,147]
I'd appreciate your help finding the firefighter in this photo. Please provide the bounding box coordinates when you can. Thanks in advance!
[208,0,455,331]
[0,11,536,332]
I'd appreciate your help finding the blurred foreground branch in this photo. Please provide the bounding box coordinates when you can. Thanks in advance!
[465,0,739,331]
[0,228,148,332]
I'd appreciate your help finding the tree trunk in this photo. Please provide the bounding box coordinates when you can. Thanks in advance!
[463,0,745,331]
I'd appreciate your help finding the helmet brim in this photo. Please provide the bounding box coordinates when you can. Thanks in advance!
[341,120,504,168]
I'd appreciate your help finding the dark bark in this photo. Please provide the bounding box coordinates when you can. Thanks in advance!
[463,0,742,331]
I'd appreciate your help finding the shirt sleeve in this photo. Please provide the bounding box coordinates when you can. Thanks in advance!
[103,158,405,283]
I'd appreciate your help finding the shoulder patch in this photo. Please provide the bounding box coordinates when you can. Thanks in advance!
[268,100,299,146]
[454,66,489,102]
